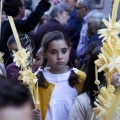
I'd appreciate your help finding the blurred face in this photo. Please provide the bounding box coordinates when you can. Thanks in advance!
[33,50,43,71]
[76,2,88,19]
[0,103,32,120]
[8,43,18,59]
[58,11,70,25]
[44,39,70,73]
[112,72,120,88]
[65,0,76,9]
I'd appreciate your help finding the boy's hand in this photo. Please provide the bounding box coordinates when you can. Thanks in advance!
[32,108,41,120]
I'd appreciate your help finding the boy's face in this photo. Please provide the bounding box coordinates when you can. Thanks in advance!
[0,103,32,120]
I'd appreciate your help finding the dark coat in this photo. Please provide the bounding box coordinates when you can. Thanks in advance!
[6,62,36,81]
[0,0,51,66]
[35,18,70,51]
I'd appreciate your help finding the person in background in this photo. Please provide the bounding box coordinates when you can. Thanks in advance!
[35,2,71,52]
[87,16,106,45]
[69,45,106,120]
[81,40,102,73]
[1,0,51,67]
[65,0,83,50]
[76,0,106,67]
[74,16,106,69]
[6,33,35,80]
[40,13,50,24]
[65,0,83,67]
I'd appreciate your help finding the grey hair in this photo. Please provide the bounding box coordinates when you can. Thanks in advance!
[50,2,71,18]
[88,16,106,36]
[77,0,96,10]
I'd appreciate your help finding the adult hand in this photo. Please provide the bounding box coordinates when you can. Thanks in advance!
[32,108,41,120]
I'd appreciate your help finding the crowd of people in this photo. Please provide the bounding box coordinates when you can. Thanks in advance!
[0,0,120,120]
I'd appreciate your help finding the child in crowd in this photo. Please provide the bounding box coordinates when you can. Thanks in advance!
[0,75,33,120]
[69,45,106,120]
[33,48,43,72]
[35,31,86,120]
[6,33,36,80]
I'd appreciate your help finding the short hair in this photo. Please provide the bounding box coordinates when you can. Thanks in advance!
[3,0,23,17]
[0,75,32,107]
[50,2,71,18]
[88,16,106,36]
[77,0,96,10]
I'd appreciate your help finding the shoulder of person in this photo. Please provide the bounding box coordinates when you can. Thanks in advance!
[35,67,49,75]
[6,63,18,70]
[76,92,90,104]
[72,68,86,81]
[69,93,91,120]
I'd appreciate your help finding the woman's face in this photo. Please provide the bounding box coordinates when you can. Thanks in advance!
[58,11,70,25]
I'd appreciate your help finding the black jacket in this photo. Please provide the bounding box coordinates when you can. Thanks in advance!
[0,0,51,66]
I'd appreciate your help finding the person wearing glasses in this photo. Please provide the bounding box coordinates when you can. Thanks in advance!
[65,0,83,50]
[76,0,106,68]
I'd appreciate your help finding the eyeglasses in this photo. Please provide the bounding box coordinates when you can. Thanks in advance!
[75,6,85,11]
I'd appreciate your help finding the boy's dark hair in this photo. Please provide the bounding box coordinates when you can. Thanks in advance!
[82,46,106,107]
[3,0,23,17]
[0,75,32,107]
[37,31,79,88]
